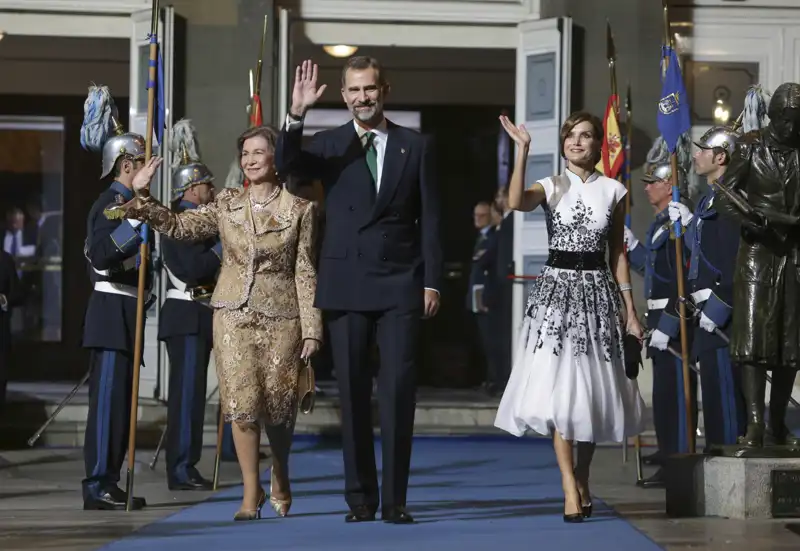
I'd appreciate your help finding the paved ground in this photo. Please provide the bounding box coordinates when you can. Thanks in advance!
[0,443,798,551]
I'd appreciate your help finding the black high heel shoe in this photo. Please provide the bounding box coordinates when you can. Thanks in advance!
[563,512,584,523]
[581,503,593,518]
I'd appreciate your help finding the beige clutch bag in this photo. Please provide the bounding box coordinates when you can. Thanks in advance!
[297,358,316,415]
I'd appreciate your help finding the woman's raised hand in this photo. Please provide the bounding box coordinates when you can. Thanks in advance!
[499,115,531,147]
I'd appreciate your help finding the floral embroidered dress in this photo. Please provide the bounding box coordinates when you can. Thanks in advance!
[494,170,644,443]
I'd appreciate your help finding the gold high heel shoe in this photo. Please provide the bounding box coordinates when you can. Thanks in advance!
[233,488,266,521]
[269,468,292,517]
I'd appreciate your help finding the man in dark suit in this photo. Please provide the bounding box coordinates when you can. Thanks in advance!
[276,57,442,525]
[159,151,219,491]
[466,201,496,392]
[482,187,515,391]
[0,249,24,409]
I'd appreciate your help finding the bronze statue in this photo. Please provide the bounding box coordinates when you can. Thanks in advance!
[715,82,800,449]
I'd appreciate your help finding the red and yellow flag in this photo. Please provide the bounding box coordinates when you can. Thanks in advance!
[595,94,625,179]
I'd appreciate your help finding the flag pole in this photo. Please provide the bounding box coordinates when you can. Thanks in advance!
[606,20,630,465]
[624,83,644,480]
[662,0,695,455]
[126,0,160,511]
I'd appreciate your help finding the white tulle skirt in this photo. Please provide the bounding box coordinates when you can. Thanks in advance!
[494,266,645,443]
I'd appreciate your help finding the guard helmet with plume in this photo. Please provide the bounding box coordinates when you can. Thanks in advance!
[644,131,694,201]
[80,84,146,179]
[171,119,214,201]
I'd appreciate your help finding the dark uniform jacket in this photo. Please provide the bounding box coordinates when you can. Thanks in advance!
[683,191,739,358]
[157,201,221,343]
[82,181,155,352]
[628,208,689,354]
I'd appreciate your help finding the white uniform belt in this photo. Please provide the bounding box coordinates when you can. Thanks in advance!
[94,281,151,300]
[647,298,668,310]
[166,288,193,301]
[690,288,712,303]
[165,265,187,292]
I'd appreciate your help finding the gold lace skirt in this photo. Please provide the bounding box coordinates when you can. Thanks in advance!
[213,307,302,426]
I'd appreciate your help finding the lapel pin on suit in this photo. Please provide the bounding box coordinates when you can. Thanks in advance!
[401,148,406,154]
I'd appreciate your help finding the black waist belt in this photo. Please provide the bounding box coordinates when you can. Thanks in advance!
[546,249,606,271]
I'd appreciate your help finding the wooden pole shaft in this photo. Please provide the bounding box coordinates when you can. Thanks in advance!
[670,153,695,455]
[126,0,159,512]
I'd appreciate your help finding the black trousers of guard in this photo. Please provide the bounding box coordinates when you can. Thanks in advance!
[327,307,421,513]
[165,335,212,484]
[83,349,133,499]
[651,350,698,458]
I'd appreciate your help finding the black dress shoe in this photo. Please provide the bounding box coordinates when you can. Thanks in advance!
[636,468,665,489]
[84,486,146,511]
[382,506,415,524]
[642,451,662,466]
[345,505,377,523]
[169,475,213,491]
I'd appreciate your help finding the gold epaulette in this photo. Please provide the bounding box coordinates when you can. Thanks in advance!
[103,205,127,220]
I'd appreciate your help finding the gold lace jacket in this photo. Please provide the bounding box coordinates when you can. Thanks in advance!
[123,187,323,342]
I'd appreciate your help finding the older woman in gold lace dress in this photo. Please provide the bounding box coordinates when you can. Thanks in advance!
[124,126,322,521]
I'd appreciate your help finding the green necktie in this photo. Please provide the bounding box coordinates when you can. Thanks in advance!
[364,132,378,184]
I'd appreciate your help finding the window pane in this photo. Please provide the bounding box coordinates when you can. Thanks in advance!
[0,116,64,342]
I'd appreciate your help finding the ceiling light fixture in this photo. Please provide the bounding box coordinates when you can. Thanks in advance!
[323,45,358,58]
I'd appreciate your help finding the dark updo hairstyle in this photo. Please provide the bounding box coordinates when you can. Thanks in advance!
[559,111,604,166]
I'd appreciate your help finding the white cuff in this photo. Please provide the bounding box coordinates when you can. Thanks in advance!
[424,287,440,295]
[285,114,304,130]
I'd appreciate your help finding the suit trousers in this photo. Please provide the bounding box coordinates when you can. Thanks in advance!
[651,350,698,457]
[82,349,133,497]
[698,347,746,447]
[327,307,421,512]
[165,335,212,483]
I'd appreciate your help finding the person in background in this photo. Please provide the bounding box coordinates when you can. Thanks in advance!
[626,158,697,488]
[467,201,497,394]
[0,249,24,409]
[482,186,514,392]
[667,126,746,451]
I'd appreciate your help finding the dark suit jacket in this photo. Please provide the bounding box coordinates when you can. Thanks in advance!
[481,213,514,310]
[276,119,442,312]
[465,226,495,311]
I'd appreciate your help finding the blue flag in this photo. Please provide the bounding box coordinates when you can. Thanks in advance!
[657,46,691,153]
[147,33,166,146]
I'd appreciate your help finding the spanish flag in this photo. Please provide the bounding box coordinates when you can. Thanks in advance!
[595,94,625,179]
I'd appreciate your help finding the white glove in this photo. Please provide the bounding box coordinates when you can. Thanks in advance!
[649,329,670,351]
[127,219,143,229]
[699,312,718,333]
[624,226,639,251]
[668,201,693,226]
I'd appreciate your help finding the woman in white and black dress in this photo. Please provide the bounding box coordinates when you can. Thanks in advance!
[494,112,645,522]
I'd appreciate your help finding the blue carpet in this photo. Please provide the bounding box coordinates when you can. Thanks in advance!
[101,438,662,551]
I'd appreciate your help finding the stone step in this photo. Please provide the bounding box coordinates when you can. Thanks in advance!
[0,382,666,449]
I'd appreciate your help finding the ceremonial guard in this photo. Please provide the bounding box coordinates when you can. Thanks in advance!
[626,154,697,487]
[160,120,219,490]
[79,86,152,510]
[668,126,746,449]
[714,83,800,448]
